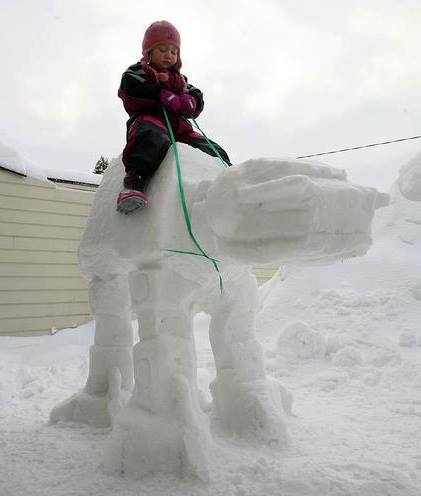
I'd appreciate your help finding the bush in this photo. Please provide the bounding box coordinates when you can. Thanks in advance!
[93,155,109,174]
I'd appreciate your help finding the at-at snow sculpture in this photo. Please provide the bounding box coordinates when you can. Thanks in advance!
[50,145,386,479]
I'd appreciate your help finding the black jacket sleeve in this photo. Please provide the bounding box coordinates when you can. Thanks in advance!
[119,68,161,100]
[186,83,204,116]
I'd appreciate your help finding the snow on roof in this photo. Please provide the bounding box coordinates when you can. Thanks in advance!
[0,141,102,187]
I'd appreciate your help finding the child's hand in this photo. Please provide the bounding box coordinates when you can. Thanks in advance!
[159,90,197,116]
[159,90,182,114]
[179,94,197,117]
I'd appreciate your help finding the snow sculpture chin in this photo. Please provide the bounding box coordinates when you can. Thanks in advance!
[50,145,386,480]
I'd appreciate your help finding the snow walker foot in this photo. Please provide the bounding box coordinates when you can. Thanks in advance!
[116,189,148,214]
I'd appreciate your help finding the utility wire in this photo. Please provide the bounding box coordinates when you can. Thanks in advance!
[296,134,421,160]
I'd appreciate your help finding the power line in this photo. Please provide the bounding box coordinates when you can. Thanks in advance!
[296,134,421,160]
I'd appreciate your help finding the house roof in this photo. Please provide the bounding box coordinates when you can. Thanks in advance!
[0,142,102,188]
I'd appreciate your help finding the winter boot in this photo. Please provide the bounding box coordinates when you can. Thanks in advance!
[116,174,149,214]
[116,189,148,214]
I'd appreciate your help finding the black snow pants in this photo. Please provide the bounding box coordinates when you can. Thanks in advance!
[122,119,231,190]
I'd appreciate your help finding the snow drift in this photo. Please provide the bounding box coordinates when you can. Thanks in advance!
[398,150,421,201]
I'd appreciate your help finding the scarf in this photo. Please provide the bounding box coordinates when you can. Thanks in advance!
[140,58,187,95]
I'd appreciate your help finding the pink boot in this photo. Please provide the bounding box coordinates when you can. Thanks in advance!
[116,189,148,214]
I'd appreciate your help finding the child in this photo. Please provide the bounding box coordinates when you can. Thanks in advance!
[117,20,231,214]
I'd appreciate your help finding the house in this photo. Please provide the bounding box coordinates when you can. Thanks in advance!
[0,145,101,337]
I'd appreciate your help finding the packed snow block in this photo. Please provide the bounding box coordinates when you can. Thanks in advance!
[88,276,132,317]
[50,391,110,427]
[206,158,383,264]
[105,409,185,477]
[210,369,289,445]
[91,314,134,347]
[398,150,421,201]
[50,356,133,428]
[78,149,218,279]
[131,334,198,413]
[85,345,134,394]
[105,365,211,480]
[104,402,210,480]
[230,339,266,382]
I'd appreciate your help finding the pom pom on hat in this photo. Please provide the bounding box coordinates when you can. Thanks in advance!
[142,20,182,69]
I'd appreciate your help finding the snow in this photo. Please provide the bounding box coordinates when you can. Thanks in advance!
[1,148,421,495]
[398,150,421,201]
[206,157,387,265]
[0,140,102,185]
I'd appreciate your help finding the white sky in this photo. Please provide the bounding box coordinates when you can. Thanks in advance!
[2,0,421,190]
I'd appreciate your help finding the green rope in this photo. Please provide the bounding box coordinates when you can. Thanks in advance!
[188,117,229,169]
[161,248,220,262]
[162,108,224,293]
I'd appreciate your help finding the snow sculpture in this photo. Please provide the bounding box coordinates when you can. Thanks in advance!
[50,145,386,479]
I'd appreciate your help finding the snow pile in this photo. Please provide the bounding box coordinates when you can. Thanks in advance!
[0,141,30,175]
[398,150,421,201]
[276,321,327,360]
[0,139,101,185]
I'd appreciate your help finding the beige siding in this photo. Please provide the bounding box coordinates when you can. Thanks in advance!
[1,302,90,319]
[252,266,278,286]
[0,289,88,305]
[0,195,92,216]
[0,250,78,264]
[0,169,95,336]
[0,316,89,334]
[0,263,82,277]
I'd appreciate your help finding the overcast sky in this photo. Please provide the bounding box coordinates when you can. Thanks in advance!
[2,0,421,190]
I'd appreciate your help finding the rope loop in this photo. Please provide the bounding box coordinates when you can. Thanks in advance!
[188,117,229,168]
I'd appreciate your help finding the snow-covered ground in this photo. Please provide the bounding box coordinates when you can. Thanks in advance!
[1,160,421,495]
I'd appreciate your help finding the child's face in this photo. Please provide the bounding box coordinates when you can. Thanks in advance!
[150,43,178,70]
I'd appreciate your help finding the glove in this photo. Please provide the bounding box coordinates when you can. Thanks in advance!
[159,90,197,116]
[179,93,197,116]
[159,90,181,114]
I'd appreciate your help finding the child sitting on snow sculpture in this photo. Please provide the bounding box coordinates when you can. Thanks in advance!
[117,20,231,214]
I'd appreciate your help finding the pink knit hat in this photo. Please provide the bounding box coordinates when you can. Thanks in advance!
[142,20,182,69]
